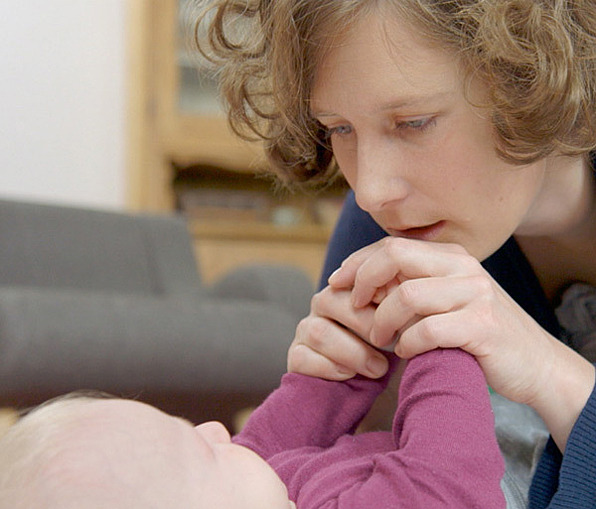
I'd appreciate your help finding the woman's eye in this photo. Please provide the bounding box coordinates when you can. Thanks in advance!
[396,117,436,132]
[326,125,353,138]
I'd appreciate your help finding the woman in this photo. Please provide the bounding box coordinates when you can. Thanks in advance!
[196,1,596,507]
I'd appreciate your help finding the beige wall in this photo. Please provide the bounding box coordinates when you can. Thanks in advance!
[0,0,127,210]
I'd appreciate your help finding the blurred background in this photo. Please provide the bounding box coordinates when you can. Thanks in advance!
[0,0,348,284]
[0,0,126,209]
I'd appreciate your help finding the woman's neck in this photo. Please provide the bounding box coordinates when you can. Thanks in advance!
[515,154,596,301]
[553,155,596,240]
[517,154,594,239]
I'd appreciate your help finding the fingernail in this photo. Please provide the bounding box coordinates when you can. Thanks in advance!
[369,329,378,346]
[336,365,354,377]
[351,291,366,308]
[328,268,341,284]
[366,356,387,377]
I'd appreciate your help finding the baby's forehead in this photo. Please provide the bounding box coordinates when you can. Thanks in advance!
[27,397,164,424]
[0,399,210,507]
[16,397,184,450]
[22,398,198,470]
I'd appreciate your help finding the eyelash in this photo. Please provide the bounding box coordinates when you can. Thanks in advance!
[323,125,352,139]
[399,117,436,132]
[323,117,436,140]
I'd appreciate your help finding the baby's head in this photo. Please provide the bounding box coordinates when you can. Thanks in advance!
[0,396,294,509]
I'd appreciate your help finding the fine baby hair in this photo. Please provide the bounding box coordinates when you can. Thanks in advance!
[0,394,294,509]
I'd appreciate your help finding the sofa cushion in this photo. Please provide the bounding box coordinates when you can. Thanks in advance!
[0,200,199,296]
[0,287,295,394]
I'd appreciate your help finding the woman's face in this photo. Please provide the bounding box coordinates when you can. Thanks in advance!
[310,10,547,260]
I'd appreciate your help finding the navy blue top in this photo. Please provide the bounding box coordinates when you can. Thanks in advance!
[321,181,596,507]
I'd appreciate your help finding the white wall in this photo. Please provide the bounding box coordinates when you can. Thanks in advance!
[0,0,127,210]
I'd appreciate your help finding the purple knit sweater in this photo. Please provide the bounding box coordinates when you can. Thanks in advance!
[234,348,505,508]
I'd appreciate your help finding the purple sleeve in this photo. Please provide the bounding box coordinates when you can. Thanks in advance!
[233,353,397,454]
[237,349,505,509]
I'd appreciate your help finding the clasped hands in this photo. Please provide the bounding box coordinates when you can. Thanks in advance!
[288,236,560,410]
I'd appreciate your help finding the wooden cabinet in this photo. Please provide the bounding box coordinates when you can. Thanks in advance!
[127,0,345,284]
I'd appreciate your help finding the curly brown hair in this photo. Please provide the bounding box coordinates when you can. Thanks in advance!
[193,0,596,188]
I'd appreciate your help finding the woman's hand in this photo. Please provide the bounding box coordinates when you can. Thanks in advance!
[287,285,390,381]
[325,237,550,402]
[327,236,595,449]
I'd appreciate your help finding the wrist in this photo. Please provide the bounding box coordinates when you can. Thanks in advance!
[529,335,595,451]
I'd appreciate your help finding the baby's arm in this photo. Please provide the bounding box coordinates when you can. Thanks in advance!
[234,354,397,455]
[275,349,506,508]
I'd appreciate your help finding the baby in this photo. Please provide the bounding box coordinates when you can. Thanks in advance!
[0,395,295,509]
[0,348,505,508]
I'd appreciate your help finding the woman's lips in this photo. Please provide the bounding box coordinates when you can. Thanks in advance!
[386,220,446,241]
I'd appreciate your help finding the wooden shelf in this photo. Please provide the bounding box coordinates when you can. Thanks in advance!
[162,115,267,172]
[127,0,341,282]
[190,219,332,243]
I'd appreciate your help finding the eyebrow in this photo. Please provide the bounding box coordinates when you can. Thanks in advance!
[310,92,452,118]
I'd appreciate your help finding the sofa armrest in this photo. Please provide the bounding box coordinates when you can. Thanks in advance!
[209,264,314,321]
[0,287,298,395]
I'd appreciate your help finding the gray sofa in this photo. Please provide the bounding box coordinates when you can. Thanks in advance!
[0,198,314,427]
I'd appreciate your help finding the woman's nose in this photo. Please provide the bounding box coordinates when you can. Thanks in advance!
[353,141,410,214]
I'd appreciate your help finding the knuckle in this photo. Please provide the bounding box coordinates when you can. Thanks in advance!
[470,273,494,295]
[340,256,357,273]
[454,253,481,274]
[309,291,323,312]
[383,236,407,259]
[287,343,311,372]
[444,242,469,255]
[417,316,443,345]
[294,316,309,340]
[470,301,500,330]
[301,316,332,351]
[394,336,416,359]
[379,235,394,248]
[310,286,335,314]
[353,268,366,289]
[395,279,421,307]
